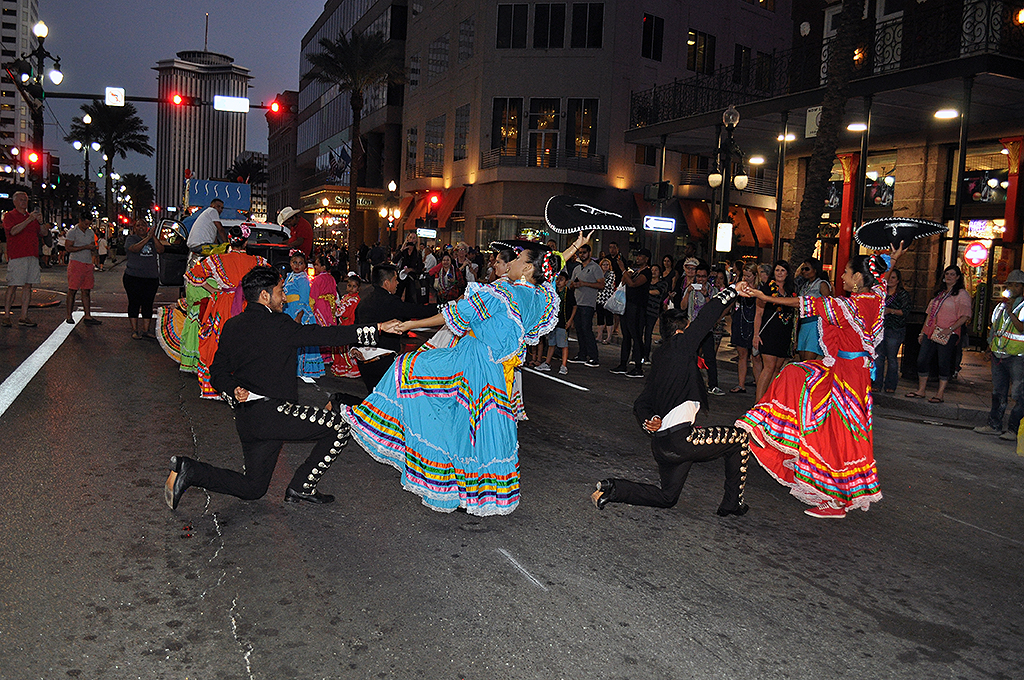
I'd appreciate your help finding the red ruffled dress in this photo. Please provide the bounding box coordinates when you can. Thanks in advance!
[737,281,886,511]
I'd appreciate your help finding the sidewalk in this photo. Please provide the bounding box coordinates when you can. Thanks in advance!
[714,343,993,427]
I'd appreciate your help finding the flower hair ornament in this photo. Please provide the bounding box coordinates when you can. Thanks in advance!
[541,252,556,283]
[289,249,304,258]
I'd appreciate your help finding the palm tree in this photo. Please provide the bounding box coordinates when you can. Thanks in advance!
[121,173,155,219]
[791,1,863,266]
[303,31,405,265]
[224,155,266,185]
[65,101,154,223]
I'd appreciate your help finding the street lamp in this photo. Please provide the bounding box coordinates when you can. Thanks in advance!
[707,105,747,258]
[6,20,63,205]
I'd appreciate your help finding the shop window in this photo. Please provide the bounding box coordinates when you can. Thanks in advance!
[949,143,1010,207]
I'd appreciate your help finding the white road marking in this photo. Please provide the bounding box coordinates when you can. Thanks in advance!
[496,548,548,591]
[0,311,83,418]
[939,513,1024,547]
[522,367,590,392]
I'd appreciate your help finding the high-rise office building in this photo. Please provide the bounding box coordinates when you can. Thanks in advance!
[0,0,39,181]
[266,90,299,221]
[153,50,250,215]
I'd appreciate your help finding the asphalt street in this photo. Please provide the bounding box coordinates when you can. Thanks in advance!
[0,269,1021,679]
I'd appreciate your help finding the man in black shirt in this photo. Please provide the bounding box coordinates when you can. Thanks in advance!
[611,248,651,378]
[354,263,437,392]
[590,287,750,516]
[393,238,424,303]
[164,266,392,510]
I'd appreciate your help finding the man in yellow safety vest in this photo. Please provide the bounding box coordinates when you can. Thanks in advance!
[974,269,1024,442]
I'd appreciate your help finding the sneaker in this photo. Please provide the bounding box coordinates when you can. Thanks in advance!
[536,362,551,372]
[568,355,587,364]
[804,500,846,519]
[973,425,1001,436]
[609,365,628,375]
[999,430,1017,441]
[585,359,600,368]
[626,367,644,379]
[707,386,726,396]
[558,365,568,375]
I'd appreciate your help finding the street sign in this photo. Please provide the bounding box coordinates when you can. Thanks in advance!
[416,228,437,238]
[642,215,675,233]
[964,241,988,267]
[806,106,822,138]
[213,95,250,113]
[105,87,125,107]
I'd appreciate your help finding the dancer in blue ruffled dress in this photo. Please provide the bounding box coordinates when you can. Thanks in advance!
[345,233,590,515]
[283,251,326,379]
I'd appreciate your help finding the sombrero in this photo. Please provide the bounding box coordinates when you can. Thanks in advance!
[489,239,551,253]
[854,217,946,250]
[544,195,635,234]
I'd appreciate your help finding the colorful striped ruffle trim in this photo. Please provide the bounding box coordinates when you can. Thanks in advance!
[344,403,521,516]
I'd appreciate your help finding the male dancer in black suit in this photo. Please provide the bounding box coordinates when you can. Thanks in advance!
[353,263,437,392]
[590,285,751,516]
[164,265,394,509]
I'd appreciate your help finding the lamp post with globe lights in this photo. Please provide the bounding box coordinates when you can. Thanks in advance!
[5,21,63,205]
[379,180,401,249]
[71,113,101,211]
[706,106,748,260]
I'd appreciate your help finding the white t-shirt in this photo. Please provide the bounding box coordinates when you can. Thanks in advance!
[65,225,95,264]
[186,207,222,249]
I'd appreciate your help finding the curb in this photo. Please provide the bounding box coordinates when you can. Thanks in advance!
[872,393,989,426]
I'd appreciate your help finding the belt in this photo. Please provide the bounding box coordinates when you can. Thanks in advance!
[837,350,876,381]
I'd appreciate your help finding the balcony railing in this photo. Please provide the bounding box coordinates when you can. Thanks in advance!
[631,0,1024,129]
[479,148,606,173]
[408,161,444,179]
[678,169,778,196]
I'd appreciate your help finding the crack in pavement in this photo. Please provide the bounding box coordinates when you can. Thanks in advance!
[228,594,255,680]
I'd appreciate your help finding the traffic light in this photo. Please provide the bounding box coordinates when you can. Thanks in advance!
[170,92,201,106]
[46,153,59,183]
[266,99,296,114]
[26,149,41,182]
[426,192,441,230]
[269,100,280,113]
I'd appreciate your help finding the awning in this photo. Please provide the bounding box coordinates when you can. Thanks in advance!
[634,192,655,217]
[406,195,430,223]
[746,207,774,247]
[679,199,711,239]
[436,187,466,228]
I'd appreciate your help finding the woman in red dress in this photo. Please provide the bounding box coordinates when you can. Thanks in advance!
[736,245,906,518]
[310,255,361,378]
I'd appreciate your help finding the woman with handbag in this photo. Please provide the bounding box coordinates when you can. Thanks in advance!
[752,261,798,401]
[906,265,972,403]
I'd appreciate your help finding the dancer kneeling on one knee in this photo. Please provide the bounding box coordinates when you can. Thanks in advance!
[591,286,750,517]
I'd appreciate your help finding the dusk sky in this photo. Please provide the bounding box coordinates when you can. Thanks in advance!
[43,0,325,183]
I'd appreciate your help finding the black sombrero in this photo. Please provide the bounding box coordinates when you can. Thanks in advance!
[854,217,946,250]
[544,195,635,234]
[489,239,551,253]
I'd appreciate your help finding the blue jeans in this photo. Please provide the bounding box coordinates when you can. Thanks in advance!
[575,305,599,362]
[989,354,1024,433]
[874,327,905,392]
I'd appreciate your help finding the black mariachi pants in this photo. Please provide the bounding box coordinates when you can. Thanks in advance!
[188,398,350,500]
[607,423,749,512]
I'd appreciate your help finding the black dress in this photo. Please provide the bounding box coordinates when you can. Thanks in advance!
[757,283,795,358]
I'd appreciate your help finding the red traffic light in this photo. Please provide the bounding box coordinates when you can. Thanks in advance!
[270,100,280,113]
[428,193,440,206]
[27,151,40,164]
[170,93,199,106]
[172,93,183,105]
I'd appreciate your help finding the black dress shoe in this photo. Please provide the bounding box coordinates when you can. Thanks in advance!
[165,456,194,510]
[284,487,335,504]
[716,503,750,517]
[590,479,614,510]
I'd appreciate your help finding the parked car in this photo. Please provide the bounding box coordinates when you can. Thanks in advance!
[156,219,293,287]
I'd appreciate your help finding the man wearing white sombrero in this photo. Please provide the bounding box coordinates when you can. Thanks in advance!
[278,206,313,259]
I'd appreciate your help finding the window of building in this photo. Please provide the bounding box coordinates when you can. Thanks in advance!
[491,97,523,155]
[406,127,417,177]
[496,4,528,49]
[0,36,14,43]
[680,153,711,172]
[424,115,446,170]
[635,144,657,166]
[428,33,450,78]
[733,44,751,85]
[565,98,597,157]
[459,16,475,61]
[1,21,14,29]
[687,30,716,74]
[529,98,560,167]
[0,50,12,58]
[454,104,470,161]
[641,13,664,61]
[409,53,420,89]
[754,51,773,91]
[534,4,565,49]
[570,3,603,48]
